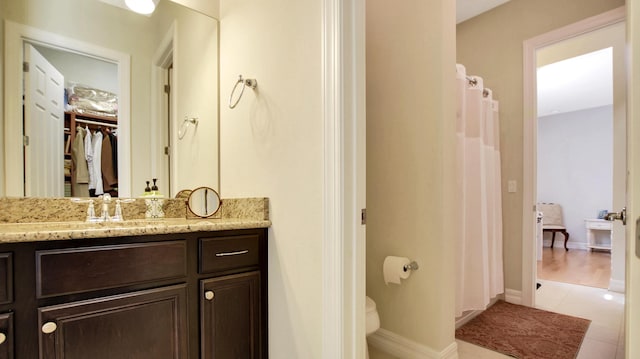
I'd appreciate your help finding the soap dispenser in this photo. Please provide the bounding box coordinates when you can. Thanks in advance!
[143,179,164,219]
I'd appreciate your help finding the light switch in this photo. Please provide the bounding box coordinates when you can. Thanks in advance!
[507,180,517,193]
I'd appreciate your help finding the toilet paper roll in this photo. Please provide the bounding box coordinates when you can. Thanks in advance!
[383,256,412,285]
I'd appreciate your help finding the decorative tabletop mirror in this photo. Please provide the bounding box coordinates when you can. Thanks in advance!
[186,187,221,218]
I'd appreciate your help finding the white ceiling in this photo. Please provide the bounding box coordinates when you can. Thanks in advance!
[456,0,511,24]
[537,48,613,117]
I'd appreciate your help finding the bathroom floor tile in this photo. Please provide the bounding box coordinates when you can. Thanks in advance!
[577,338,618,359]
[456,340,513,359]
[536,280,625,359]
[534,280,570,310]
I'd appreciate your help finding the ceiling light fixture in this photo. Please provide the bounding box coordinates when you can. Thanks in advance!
[125,0,159,15]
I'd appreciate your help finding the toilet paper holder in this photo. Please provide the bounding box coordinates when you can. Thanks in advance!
[403,261,419,272]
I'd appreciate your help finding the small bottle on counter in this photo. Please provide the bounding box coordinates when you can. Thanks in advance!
[141,179,164,219]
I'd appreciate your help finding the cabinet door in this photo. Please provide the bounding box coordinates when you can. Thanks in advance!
[39,284,187,359]
[0,312,13,359]
[201,271,261,359]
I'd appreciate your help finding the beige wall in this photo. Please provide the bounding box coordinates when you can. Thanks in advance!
[366,0,457,353]
[0,1,4,197]
[626,0,640,357]
[170,0,219,19]
[456,0,625,292]
[218,0,324,357]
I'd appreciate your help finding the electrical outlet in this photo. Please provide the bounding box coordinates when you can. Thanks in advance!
[508,180,517,193]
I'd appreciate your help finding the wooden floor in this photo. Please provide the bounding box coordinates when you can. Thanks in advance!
[537,247,611,289]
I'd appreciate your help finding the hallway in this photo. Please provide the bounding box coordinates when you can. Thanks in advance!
[537,247,611,288]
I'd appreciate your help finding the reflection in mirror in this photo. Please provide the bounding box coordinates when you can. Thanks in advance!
[187,187,220,218]
[175,189,192,200]
[2,0,220,198]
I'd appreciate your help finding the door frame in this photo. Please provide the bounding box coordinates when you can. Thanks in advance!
[321,0,366,357]
[3,20,131,197]
[521,7,626,307]
[151,23,176,197]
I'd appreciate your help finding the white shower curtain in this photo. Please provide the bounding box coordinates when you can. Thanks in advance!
[455,65,504,318]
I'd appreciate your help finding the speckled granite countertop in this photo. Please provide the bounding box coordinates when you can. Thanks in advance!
[0,197,270,243]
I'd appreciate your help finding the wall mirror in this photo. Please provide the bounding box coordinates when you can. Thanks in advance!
[2,0,220,198]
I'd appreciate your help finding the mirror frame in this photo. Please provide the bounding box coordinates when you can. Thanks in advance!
[3,20,132,197]
[186,186,221,218]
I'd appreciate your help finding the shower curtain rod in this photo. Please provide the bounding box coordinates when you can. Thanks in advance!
[466,76,492,98]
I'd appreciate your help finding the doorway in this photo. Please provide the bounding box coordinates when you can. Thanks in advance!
[521,7,626,307]
[151,25,175,197]
[522,10,627,358]
[24,43,120,198]
[4,21,132,197]
[535,34,622,290]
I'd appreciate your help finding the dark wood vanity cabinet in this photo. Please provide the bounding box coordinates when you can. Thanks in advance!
[0,312,13,359]
[201,272,261,359]
[39,285,188,359]
[0,228,268,359]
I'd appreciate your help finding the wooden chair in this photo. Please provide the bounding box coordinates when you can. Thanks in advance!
[538,203,570,251]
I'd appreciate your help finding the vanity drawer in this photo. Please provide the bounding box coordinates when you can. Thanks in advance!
[0,253,12,304]
[36,241,187,298]
[199,235,260,274]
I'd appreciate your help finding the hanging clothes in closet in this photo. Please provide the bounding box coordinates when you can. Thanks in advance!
[73,124,118,197]
[455,64,504,318]
[101,129,118,195]
[71,126,89,197]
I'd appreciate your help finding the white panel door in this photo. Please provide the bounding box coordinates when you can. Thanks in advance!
[24,44,65,197]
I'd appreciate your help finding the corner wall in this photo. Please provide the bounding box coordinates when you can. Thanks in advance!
[366,0,457,354]
[456,0,625,293]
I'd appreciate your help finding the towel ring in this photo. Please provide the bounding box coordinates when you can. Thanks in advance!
[229,75,258,109]
[178,117,199,140]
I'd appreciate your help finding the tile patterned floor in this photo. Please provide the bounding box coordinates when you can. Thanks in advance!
[457,280,625,359]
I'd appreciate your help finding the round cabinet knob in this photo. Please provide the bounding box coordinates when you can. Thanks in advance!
[0,332,5,345]
[42,322,57,334]
[204,291,215,300]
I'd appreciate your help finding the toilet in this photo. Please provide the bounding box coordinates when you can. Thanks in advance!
[365,296,380,358]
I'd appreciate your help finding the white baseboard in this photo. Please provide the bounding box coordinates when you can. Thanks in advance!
[455,309,482,329]
[504,288,522,304]
[609,278,625,293]
[454,295,503,329]
[542,239,589,250]
[368,328,459,359]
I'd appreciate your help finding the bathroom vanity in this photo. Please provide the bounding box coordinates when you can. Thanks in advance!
[0,198,270,359]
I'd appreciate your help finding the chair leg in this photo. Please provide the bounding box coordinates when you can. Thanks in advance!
[551,231,556,249]
[563,231,569,251]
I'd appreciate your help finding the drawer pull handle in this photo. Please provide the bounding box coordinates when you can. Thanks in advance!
[215,250,249,257]
[0,332,5,345]
[42,322,57,334]
[205,291,215,300]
